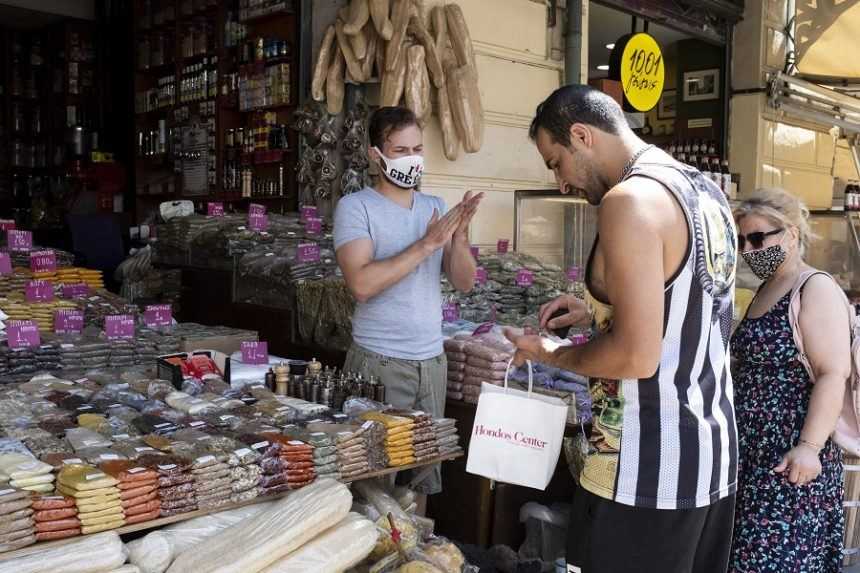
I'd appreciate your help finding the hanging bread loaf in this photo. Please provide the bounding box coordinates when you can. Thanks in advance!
[431,6,447,51]
[446,64,484,153]
[405,45,431,127]
[369,0,393,41]
[381,42,408,106]
[326,46,346,114]
[311,25,336,101]
[436,82,460,161]
[343,0,370,35]
[408,13,444,88]
[375,34,386,82]
[350,26,369,60]
[361,25,379,81]
[336,17,364,80]
[445,4,476,72]
[385,0,412,71]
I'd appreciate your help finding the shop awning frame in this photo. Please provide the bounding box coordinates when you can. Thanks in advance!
[767,71,860,179]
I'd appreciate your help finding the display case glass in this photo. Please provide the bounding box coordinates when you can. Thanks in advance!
[514,190,598,271]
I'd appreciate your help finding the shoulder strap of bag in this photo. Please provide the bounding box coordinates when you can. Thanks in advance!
[789,270,856,379]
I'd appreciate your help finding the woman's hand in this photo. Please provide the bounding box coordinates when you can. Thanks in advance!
[773,445,822,486]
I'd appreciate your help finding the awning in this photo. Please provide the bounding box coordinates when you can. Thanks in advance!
[795,0,860,81]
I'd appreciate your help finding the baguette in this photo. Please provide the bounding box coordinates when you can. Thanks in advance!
[385,0,411,71]
[343,0,370,36]
[336,18,364,81]
[311,25,336,101]
[326,46,346,114]
[408,13,444,88]
[369,0,393,41]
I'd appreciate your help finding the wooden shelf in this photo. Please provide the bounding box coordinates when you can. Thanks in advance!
[0,453,463,563]
[239,9,296,25]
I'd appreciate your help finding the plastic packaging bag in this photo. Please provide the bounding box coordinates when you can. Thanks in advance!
[261,512,378,573]
[166,479,352,573]
[0,531,127,573]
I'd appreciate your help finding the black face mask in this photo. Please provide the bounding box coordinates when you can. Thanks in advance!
[741,244,787,280]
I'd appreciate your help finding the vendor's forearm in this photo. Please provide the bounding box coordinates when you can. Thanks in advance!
[346,241,435,303]
[447,237,477,293]
[545,331,659,380]
[800,373,846,447]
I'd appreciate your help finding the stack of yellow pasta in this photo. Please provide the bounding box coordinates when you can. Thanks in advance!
[56,464,125,535]
[56,268,105,290]
[0,299,78,331]
[360,412,416,467]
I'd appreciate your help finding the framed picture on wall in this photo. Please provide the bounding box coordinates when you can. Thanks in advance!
[658,90,677,119]
[683,69,720,101]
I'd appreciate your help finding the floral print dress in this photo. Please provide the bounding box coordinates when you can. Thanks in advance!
[730,292,844,572]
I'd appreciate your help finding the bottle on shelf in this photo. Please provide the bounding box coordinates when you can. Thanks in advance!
[721,159,734,200]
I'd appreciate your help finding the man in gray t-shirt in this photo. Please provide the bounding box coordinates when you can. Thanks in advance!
[334,107,482,503]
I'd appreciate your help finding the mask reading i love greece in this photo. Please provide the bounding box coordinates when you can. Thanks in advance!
[374,146,424,189]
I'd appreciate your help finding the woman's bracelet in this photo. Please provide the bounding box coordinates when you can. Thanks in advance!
[798,438,824,452]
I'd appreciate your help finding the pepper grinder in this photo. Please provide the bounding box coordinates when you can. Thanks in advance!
[274,362,289,396]
[308,357,322,378]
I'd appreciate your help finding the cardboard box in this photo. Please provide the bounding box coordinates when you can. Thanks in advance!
[179,331,258,356]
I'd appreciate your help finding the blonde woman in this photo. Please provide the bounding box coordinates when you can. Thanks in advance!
[730,188,850,572]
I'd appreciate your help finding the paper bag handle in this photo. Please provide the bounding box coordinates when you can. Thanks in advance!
[504,357,533,397]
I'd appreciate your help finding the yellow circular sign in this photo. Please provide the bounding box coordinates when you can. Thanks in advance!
[619,33,665,112]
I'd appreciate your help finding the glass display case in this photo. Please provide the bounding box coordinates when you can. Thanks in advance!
[514,190,598,271]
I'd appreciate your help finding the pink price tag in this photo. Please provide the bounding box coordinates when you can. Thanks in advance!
[7,321,40,349]
[61,283,90,299]
[145,304,172,327]
[0,253,11,276]
[442,303,459,322]
[516,269,534,287]
[30,250,57,273]
[241,341,268,365]
[567,266,581,282]
[475,267,488,286]
[296,243,321,263]
[248,203,267,216]
[105,315,135,340]
[25,280,54,302]
[55,310,84,335]
[472,322,495,336]
[207,202,225,217]
[0,220,15,231]
[300,205,318,221]
[470,246,479,259]
[497,239,510,254]
[305,217,322,235]
[248,213,269,232]
[8,230,32,252]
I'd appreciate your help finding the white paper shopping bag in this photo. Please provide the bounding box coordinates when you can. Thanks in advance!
[466,359,569,490]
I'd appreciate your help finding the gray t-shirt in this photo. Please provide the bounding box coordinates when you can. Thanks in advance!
[334,187,446,360]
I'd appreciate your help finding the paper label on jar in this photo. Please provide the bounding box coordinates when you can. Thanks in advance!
[158,464,177,471]
[85,472,108,480]
[127,467,147,474]
[234,448,252,457]
[196,455,216,464]
[251,441,269,450]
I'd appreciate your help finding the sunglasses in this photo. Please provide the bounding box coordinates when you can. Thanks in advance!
[737,228,783,250]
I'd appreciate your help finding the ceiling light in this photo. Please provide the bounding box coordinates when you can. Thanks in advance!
[606,43,615,50]
[596,64,609,71]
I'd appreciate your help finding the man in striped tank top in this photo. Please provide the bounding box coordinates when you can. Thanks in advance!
[508,85,738,573]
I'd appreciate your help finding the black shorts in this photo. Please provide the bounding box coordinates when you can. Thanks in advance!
[566,487,736,573]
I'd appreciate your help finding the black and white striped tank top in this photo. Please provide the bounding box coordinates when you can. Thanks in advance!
[580,149,738,510]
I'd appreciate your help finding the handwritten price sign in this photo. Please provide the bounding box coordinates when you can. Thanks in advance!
[305,217,322,235]
[30,250,57,273]
[442,303,459,322]
[296,243,321,264]
[61,284,90,299]
[241,341,268,365]
[516,269,534,287]
[248,203,267,216]
[8,230,32,252]
[300,205,318,221]
[0,253,11,276]
[144,304,172,327]
[207,202,225,217]
[7,321,40,349]
[105,315,135,340]
[25,280,54,302]
[248,213,269,232]
[55,310,84,335]
[497,239,510,254]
